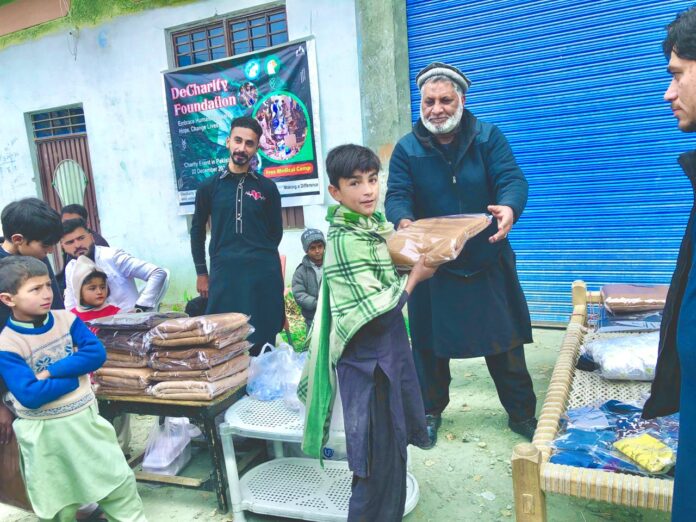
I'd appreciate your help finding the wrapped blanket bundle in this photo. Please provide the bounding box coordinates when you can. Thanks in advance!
[94,313,252,400]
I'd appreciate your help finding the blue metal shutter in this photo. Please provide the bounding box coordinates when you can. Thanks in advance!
[406,0,696,324]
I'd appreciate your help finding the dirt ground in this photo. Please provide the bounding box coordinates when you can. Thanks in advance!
[0,328,670,522]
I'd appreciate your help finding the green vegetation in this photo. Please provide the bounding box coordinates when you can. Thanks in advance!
[280,290,308,351]
[0,0,197,50]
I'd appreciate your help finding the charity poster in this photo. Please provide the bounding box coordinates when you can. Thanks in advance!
[163,39,324,212]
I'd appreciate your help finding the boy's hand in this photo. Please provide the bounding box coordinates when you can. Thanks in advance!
[405,256,437,295]
[398,219,413,230]
[36,370,51,380]
[0,403,13,444]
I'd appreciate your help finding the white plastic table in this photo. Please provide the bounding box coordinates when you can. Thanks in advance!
[220,397,420,521]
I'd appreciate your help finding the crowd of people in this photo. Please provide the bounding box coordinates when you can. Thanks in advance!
[0,5,695,521]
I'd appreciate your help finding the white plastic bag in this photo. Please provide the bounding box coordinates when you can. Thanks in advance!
[584,332,659,381]
[246,343,285,401]
[247,343,308,402]
[142,417,192,475]
[283,349,308,412]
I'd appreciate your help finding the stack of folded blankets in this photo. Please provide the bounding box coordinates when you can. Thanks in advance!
[90,312,187,395]
[146,313,252,401]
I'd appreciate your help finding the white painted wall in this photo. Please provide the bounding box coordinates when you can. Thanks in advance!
[0,0,362,304]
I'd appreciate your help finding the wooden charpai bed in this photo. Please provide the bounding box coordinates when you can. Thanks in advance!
[511,281,674,521]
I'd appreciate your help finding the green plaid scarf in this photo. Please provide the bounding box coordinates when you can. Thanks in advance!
[298,205,406,459]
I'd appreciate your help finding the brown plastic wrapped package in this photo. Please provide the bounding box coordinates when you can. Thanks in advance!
[89,311,188,331]
[148,312,249,341]
[149,324,253,348]
[103,350,148,368]
[151,354,250,382]
[0,436,32,511]
[149,369,248,401]
[601,284,669,315]
[95,367,154,388]
[96,330,149,355]
[148,341,251,371]
[95,384,148,397]
[387,214,492,268]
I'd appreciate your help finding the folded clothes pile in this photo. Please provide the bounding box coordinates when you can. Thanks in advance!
[90,312,188,369]
[95,367,154,396]
[150,370,249,401]
[145,313,252,401]
[596,284,668,333]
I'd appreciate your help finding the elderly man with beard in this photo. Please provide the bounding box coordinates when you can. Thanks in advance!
[386,62,537,448]
[190,116,284,355]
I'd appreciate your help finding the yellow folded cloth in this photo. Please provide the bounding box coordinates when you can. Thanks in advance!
[613,433,675,473]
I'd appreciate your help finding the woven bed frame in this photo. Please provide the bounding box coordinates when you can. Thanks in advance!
[511,281,674,521]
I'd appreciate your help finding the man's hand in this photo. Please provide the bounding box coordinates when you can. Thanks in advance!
[0,403,14,444]
[398,219,413,230]
[197,274,210,298]
[487,205,514,243]
[36,370,50,380]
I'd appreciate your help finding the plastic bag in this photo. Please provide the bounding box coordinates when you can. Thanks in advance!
[601,284,668,315]
[88,311,188,331]
[94,367,153,389]
[148,340,251,370]
[151,353,250,382]
[551,400,679,476]
[387,214,492,269]
[142,417,192,475]
[584,332,658,381]
[145,324,252,350]
[283,350,308,411]
[96,329,150,355]
[149,369,248,401]
[595,307,662,333]
[247,343,299,401]
[147,313,250,344]
[613,433,675,473]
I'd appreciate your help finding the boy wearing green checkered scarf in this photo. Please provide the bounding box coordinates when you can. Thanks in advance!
[298,144,436,520]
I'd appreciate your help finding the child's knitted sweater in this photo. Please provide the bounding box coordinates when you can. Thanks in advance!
[0,311,106,419]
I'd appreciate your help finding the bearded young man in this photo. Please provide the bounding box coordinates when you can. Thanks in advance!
[386,62,537,448]
[641,7,696,521]
[190,116,284,355]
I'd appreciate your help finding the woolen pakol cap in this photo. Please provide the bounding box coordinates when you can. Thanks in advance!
[416,62,472,93]
[301,228,325,252]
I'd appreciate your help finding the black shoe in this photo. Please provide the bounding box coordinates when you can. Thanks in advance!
[422,414,442,450]
[508,417,538,441]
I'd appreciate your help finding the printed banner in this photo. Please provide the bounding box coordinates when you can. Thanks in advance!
[163,39,323,211]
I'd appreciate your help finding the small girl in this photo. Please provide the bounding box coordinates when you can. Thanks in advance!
[69,256,121,328]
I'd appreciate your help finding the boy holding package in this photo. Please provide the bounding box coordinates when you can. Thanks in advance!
[299,145,435,520]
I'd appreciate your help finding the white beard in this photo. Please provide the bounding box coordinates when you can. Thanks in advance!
[420,100,464,135]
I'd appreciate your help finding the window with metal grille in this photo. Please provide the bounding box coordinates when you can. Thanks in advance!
[171,7,287,68]
[31,108,86,139]
[172,22,227,67]
[170,6,302,229]
[228,8,288,56]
